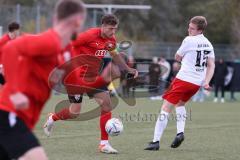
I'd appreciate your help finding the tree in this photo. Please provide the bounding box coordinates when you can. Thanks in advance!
[1,0,240,46]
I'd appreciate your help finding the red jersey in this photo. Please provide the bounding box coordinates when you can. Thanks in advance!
[72,28,116,78]
[58,43,74,65]
[0,34,11,64]
[0,29,62,129]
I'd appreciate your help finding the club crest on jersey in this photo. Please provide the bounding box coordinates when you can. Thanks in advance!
[95,50,108,57]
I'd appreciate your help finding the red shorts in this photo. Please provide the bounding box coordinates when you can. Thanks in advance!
[163,78,200,105]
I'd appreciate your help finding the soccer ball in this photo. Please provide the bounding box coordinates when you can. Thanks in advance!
[105,118,123,136]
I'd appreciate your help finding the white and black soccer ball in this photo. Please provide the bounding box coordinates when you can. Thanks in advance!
[105,118,123,136]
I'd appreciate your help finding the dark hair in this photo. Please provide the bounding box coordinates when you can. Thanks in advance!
[190,16,207,31]
[8,22,20,32]
[55,0,85,21]
[101,14,119,25]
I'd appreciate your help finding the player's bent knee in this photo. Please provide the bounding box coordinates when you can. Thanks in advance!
[162,100,174,113]
[176,101,186,107]
[19,147,48,160]
[70,103,81,114]
[101,102,113,112]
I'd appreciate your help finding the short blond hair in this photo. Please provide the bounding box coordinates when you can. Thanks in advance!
[190,16,207,31]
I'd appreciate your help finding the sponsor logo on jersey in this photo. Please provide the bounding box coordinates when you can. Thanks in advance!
[95,50,108,57]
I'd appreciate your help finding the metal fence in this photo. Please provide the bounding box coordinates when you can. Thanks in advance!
[1,4,239,61]
[0,4,104,34]
[0,4,48,33]
[133,42,240,61]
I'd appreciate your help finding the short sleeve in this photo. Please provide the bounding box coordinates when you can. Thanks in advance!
[208,44,215,59]
[176,37,190,57]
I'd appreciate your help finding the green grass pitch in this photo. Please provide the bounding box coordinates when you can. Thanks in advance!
[34,94,240,160]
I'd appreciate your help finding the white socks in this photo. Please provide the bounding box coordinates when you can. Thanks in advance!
[100,140,109,145]
[153,110,169,142]
[176,106,186,134]
[49,115,54,123]
[152,106,187,142]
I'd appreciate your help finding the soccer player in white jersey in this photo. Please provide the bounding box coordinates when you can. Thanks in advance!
[145,16,215,150]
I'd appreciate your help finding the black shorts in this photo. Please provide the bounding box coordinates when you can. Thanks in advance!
[68,86,108,103]
[0,73,5,85]
[0,110,40,159]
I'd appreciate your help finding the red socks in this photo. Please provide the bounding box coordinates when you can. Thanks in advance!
[52,107,73,121]
[52,105,112,142]
[100,111,112,140]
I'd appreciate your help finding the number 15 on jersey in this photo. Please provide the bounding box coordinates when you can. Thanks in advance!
[195,50,211,68]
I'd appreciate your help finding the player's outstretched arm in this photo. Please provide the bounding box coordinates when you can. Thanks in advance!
[105,41,138,78]
[203,57,215,90]
[110,51,138,78]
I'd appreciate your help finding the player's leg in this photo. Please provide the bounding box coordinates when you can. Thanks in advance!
[145,79,182,150]
[145,79,192,151]
[171,83,199,148]
[53,95,82,120]
[19,147,48,160]
[43,95,82,136]
[43,62,120,136]
[144,100,174,150]
[93,91,118,154]
[170,101,186,148]
[66,62,121,95]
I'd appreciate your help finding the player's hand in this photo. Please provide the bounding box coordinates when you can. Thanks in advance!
[10,92,29,110]
[105,41,116,51]
[203,83,212,91]
[127,68,138,79]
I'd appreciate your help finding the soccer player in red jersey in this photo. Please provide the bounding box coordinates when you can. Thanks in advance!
[0,0,86,159]
[0,22,20,51]
[44,14,138,154]
[0,22,20,87]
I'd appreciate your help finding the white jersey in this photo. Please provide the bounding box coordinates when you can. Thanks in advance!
[176,34,215,86]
